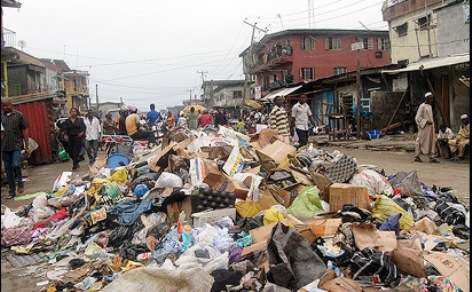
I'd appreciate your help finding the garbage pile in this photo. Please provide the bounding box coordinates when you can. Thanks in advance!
[1,126,470,292]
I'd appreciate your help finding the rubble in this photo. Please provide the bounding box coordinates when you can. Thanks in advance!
[1,125,469,292]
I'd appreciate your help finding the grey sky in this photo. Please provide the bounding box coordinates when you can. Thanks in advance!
[4,0,387,110]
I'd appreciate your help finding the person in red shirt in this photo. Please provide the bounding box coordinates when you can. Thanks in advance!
[198,110,213,128]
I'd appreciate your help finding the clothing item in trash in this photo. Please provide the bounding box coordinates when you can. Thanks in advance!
[378,213,401,234]
[133,183,149,198]
[210,269,243,292]
[108,199,153,226]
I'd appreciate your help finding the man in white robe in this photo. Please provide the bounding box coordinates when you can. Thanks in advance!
[414,92,439,163]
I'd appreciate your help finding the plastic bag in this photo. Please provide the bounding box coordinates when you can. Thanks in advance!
[372,196,414,230]
[1,208,26,229]
[235,201,261,218]
[263,205,287,225]
[287,186,324,220]
[349,168,394,196]
[175,244,228,273]
[267,223,326,290]
[388,171,422,196]
[101,261,213,292]
[155,172,183,188]
[29,194,55,222]
[110,167,128,184]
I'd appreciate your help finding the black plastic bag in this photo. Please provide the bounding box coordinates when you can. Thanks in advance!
[266,223,326,290]
[350,248,400,287]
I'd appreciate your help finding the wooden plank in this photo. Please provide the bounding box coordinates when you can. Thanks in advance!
[383,88,408,131]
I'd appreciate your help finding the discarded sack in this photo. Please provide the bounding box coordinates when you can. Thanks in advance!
[266,223,326,290]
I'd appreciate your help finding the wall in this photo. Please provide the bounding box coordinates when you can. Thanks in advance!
[250,32,391,91]
[290,34,391,81]
[212,85,244,108]
[7,65,27,96]
[436,2,470,57]
[44,68,59,92]
[388,11,439,64]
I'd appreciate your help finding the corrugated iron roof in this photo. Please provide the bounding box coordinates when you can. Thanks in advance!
[382,54,470,74]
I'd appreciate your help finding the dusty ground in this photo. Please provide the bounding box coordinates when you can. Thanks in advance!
[1,148,469,291]
[322,146,470,205]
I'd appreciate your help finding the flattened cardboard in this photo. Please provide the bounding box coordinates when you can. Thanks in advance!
[352,223,397,252]
[308,218,342,239]
[424,251,470,292]
[412,217,437,235]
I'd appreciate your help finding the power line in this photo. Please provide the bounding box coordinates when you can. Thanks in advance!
[257,0,346,21]
[280,1,383,28]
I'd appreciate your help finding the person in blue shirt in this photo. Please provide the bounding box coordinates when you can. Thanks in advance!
[147,104,160,126]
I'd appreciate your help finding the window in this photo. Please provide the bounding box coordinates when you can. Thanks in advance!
[300,67,314,81]
[233,90,243,99]
[395,23,408,37]
[325,37,341,50]
[302,36,315,50]
[417,15,431,30]
[334,67,347,75]
[378,37,390,50]
[273,75,277,82]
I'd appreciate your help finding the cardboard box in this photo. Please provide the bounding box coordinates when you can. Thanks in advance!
[328,183,370,212]
[352,223,397,252]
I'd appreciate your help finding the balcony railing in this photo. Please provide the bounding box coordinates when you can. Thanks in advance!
[2,28,16,48]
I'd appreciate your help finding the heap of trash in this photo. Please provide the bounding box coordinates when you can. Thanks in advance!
[1,125,470,292]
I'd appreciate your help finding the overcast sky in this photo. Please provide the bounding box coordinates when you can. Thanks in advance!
[4,0,387,110]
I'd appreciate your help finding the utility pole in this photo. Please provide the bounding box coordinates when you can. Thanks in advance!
[187,89,193,103]
[243,19,268,66]
[197,71,207,84]
[95,84,99,111]
[356,49,362,139]
[308,0,315,28]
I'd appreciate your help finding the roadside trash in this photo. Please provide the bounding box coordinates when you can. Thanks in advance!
[0,124,468,291]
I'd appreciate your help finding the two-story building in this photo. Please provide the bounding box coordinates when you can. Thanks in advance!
[239,29,392,97]
[382,0,469,130]
[63,70,90,111]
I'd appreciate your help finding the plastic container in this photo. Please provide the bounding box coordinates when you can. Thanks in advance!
[106,153,129,169]
[367,129,381,140]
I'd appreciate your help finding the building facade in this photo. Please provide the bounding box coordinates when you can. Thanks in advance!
[240,29,391,97]
[63,70,89,112]
[435,0,470,57]
[382,0,469,64]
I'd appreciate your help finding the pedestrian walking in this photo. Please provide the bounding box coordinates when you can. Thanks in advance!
[63,108,86,171]
[269,96,290,143]
[414,92,439,163]
[147,103,161,127]
[1,98,29,198]
[84,110,101,165]
[291,94,315,147]
[187,107,198,130]
[198,110,213,128]
[178,112,187,127]
[103,113,118,135]
[214,108,228,127]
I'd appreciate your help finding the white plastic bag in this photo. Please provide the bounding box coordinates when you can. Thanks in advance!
[155,172,183,188]
[1,208,27,229]
[349,168,394,196]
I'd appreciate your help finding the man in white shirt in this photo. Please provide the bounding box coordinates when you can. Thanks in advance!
[84,110,101,165]
[291,95,315,147]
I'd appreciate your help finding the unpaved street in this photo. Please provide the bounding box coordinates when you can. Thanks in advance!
[323,146,470,205]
